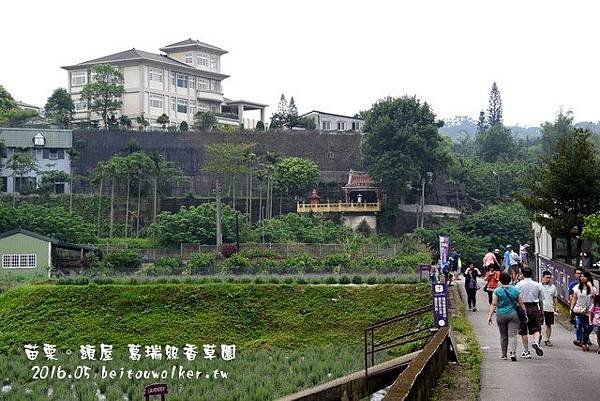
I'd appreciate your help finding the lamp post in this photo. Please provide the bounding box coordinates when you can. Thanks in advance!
[420,172,433,229]
[492,171,500,200]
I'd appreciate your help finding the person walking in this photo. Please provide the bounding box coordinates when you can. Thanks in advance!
[541,270,558,346]
[487,272,528,361]
[568,268,583,328]
[484,265,500,305]
[589,295,600,354]
[570,271,597,351]
[483,248,500,270]
[509,247,522,283]
[464,263,481,311]
[503,246,512,273]
[515,268,544,358]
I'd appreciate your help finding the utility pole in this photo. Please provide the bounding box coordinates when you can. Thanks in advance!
[420,179,425,228]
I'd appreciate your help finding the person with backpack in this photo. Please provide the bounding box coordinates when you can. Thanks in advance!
[487,272,528,361]
[464,263,482,311]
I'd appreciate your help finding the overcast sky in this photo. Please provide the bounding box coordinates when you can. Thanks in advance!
[1,0,598,126]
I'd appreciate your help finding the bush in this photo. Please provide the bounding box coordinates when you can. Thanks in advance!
[339,275,351,285]
[352,275,363,284]
[222,254,251,275]
[221,243,237,258]
[281,254,322,274]
[256,213,353,243]
[366,276,378,285]
[352,255,388,273]
[323,253,352,272]
[102,250,142,273]
[143,256,183,276]
[186,252,218,275]
[239,247,277,259]
[390,252,431,273]
[252,258,282,274]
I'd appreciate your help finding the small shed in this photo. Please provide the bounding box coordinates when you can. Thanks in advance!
[0,228,94,279]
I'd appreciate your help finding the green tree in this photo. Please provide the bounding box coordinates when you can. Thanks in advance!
[204,143,254,247]
[156,113,170,129]
[80,64,125,128]
[360,96,450,202]
[474,124,515,162]
[487,81,503,126]
[37,170,70,197]
[273,157,320,199]
[135,113,149,130]
[6,151,37,206]
[148,203,249,246]
[44,88,74,128]
[255,120,265,131]
[193,111,217,131]
[119,115,132,129]
[519,129,600,263]
[286,96,299,128]
[540,110,574,156]
[0,85,38,127]
[476,110,488,135]
[179,121,189,132]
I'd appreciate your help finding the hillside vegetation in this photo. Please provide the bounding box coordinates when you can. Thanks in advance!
[0,283,431,352]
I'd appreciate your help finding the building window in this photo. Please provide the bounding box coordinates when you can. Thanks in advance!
[149,67,163,82]
[352,122,361,131]
[337,121,346,130]
[322,121,331,130]
[176,74,188,88]
[189,76,196,90]
[171,98,176,112]
[0,177,7,192]
[170,72,176,87]
[74,99,87,112]
[209,55,219,72]
[149,94,163,109]
[177,99,188,113]
[197,78,208,91]
[71,70,88,87]
[197,53,209,67]
[209,79,220,92]
[43,149,65,160]
[328,151,335,159]
[189,100,196,115]
[185,53,193,64]
[198,102,210,112]
[2,254,37,269]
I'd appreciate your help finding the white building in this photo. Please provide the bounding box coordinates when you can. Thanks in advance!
[62,39,267,129]
[0,128,72,194]
[300,111,364,132]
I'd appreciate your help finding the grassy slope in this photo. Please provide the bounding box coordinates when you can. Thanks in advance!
[0,283,431,352]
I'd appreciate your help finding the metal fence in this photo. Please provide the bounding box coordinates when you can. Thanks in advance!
[99,242,402,262]
[536,254,600,305]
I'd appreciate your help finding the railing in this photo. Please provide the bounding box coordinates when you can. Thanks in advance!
[536,254,600,305]
[214,112,239,120]
[364,304,435,381]
[297,201,381,213]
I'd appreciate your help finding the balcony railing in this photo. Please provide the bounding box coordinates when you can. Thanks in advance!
[296,201,381,213]
[214,112,240,120]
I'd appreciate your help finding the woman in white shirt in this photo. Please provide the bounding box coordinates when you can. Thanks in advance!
[570,271,597,351]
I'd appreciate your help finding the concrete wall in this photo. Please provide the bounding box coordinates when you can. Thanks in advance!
[533,222,553,259]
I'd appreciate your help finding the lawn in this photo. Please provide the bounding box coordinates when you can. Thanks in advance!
[0,283,431,400]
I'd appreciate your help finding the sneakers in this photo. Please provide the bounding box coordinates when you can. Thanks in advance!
[544,340,553,347]
[472,308,477,312]
[501,355,507,360]
[521,350,532,359]
[573,340,582,347]
[532,343,544,357]
[510,352,517,361]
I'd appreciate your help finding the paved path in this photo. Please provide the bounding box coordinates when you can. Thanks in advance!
[458,279,598,401]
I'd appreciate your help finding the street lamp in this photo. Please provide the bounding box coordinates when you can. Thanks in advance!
[492,171,500,200]
[420,172,434,229]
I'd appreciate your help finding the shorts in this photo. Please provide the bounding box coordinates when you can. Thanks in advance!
[510,264,520,274]
[519,304,542,335]
[543,311,555,326]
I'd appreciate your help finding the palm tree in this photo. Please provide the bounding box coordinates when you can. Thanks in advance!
[66,148,79,214]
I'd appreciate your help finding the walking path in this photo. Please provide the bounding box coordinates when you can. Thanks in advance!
[458,279,598,401]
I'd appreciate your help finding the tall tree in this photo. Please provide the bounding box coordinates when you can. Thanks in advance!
[476,110,488,135]
[540,110,574,155]
[66,148,79,213]
[487,82,503,126]
[204,143,254,247]
[6,151,37,207]
[44,88,74,128]
[287,97,299,128]
[360,96,450,202]
[277,94,288,115]
[80,64,125,128]
[474,124,515,162]
[519,129,600,264]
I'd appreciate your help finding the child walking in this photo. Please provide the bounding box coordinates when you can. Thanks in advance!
[590,295,600,354]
